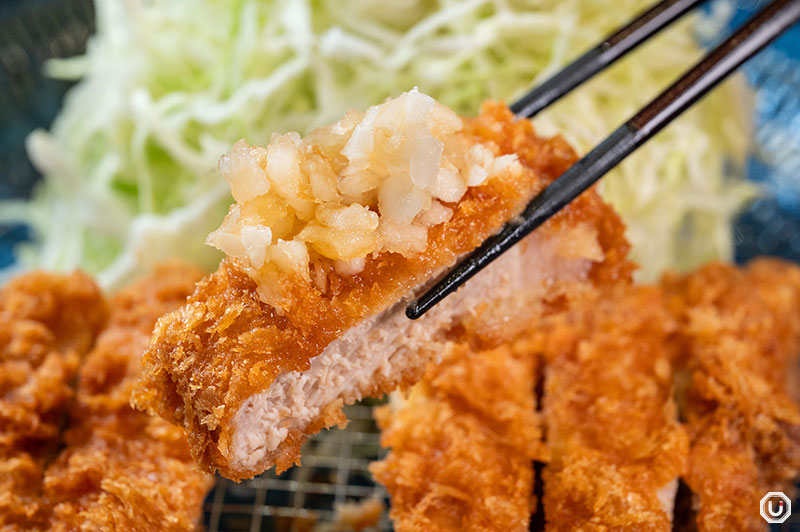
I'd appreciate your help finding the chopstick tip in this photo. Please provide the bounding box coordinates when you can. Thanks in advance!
[405,300,423,320]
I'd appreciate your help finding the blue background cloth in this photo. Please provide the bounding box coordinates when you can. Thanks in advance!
[718,0,800,264]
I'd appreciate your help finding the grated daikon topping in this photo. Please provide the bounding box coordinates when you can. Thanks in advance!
[206,89,519,307]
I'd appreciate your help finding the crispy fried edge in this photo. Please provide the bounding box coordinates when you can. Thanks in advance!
[663,259,800,532]
[41,263,215,532]
[370,338,545,532]
[0,271,107,529]
[132,102,633,480]
[538,285,688,532]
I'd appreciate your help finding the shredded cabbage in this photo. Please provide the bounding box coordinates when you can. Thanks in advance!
[1,0,753,288]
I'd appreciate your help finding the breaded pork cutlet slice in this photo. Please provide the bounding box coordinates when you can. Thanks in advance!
[537,285,688,531]
[370,338,546,532]
[133,90,632,480]
[43,263,214,532]
[662,259,800,532]
[0,272,107,530]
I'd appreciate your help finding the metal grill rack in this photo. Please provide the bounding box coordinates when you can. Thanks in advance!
[204,404,392,532]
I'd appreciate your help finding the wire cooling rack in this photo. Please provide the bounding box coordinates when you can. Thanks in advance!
[204,404,392,532]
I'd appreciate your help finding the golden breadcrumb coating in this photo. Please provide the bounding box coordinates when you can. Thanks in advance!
[0,271,107,451]
[662,259,800,532]
[535,285,688,532]
[132,101,632,480]
[370,338,545,532]
[42,262,214,532]
[0,271,107,530]
[0,265,213,531]
[371,259,800,531]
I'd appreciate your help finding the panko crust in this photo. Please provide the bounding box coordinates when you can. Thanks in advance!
[132,102,633,479]
[370,338,545,532]
[42,262,214,532]
[0,271,107,530]
[0,264,213,531]
[536,285,688,532]
[662,259,800,532]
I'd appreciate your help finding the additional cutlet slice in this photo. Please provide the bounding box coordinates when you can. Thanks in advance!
[132,96,632,480]
[0,272,107,530]
[662,259,800,532]
[370,338,545,532]
[537,285,688,531]
[43,263,214,531]
[0,271,108,450]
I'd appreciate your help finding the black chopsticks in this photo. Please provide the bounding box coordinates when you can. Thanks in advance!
[510,0,708,118]
[407,0,800,320]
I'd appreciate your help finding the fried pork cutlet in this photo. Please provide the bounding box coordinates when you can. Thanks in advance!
[370,339,546,532]
[42,263,214,531]
[0,272,107,529]
[537,285,688,531]
[0,265,213,531]
[133,91,632,480]
[662,259,800,532]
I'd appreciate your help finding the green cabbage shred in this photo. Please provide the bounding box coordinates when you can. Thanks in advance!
[0,0,754,288]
